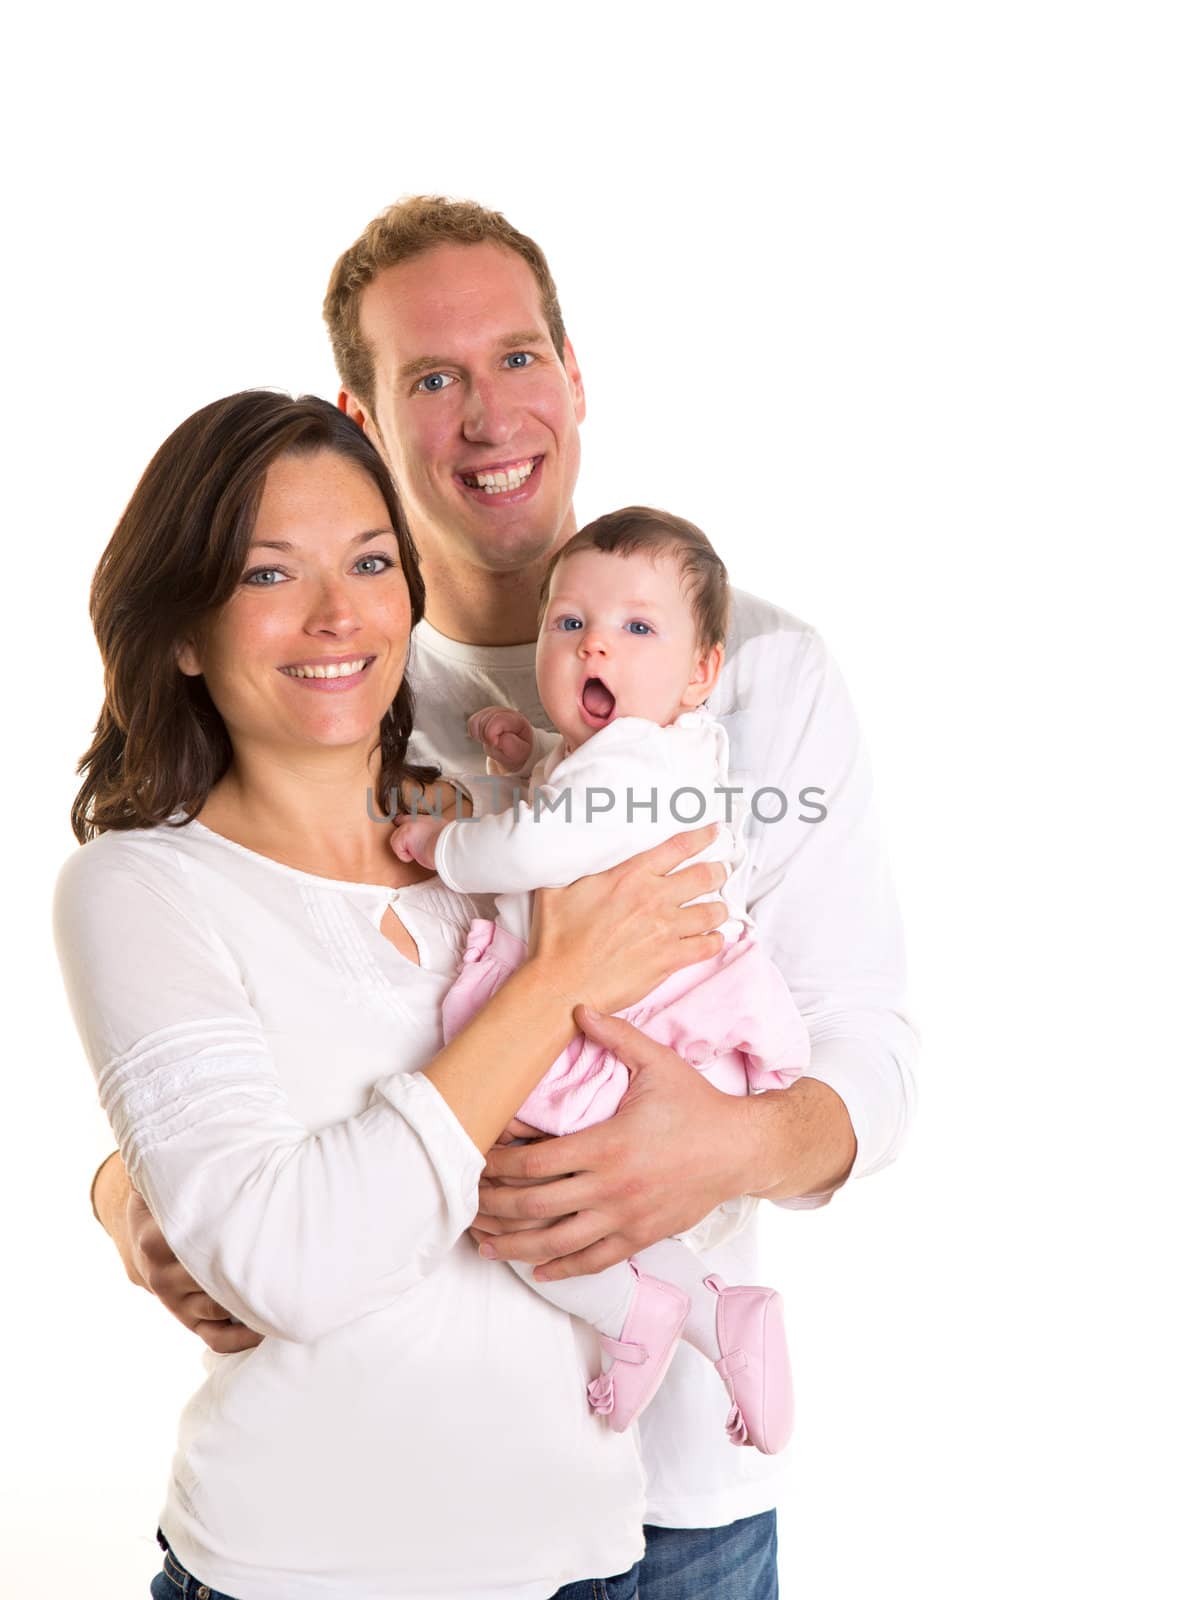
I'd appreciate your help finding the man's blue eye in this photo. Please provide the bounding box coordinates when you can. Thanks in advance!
[558,616,583,631]
[626,621,653,636]
[416,372,454,393]
[506,352,535,369]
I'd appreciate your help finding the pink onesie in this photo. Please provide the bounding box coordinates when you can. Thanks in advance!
[442,920,809,1136]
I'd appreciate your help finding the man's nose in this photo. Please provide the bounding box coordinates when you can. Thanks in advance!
[461,378,514,447]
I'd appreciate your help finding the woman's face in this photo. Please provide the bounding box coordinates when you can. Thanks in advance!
[178,448,413,763]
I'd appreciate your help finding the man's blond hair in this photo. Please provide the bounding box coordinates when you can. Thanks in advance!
[324,195,567,411]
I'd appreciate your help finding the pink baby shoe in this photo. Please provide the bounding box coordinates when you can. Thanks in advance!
[587,1264,691,1432]
[704,1274,794,1455]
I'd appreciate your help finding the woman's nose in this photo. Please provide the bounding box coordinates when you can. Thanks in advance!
[306,580,361,636]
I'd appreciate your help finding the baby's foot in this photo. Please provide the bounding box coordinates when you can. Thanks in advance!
[586,1263,690,1432]
[703,1275,794,1455]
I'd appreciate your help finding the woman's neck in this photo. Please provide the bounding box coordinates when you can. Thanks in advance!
[196,743,421,888]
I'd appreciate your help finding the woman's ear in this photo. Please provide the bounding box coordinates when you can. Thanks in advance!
[680,641,725,709]
[176,640,203,677]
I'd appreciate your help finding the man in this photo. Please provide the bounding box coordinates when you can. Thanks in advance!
[94,196,917,1595]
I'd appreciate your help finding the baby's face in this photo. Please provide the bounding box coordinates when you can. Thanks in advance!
[536,547,722,749]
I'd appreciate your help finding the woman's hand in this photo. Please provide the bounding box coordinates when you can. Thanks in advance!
[528,823,727,1016]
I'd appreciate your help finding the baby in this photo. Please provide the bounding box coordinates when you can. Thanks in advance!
[393,506,809,1455]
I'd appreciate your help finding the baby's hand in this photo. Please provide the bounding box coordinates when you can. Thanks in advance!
[390,813,448,870]
[467,706,535,774]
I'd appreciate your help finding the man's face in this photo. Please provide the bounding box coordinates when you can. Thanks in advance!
[346,241,585,575]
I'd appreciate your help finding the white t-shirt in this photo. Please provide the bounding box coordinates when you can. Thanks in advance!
[55,824,646,1600]
[406,590,918,1529]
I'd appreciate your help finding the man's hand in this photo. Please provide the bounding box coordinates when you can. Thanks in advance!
[91,1152,263,1354]
[471,1009,760,1280]
[471,1008,858,1281]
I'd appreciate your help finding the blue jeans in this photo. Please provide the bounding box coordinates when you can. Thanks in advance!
[150,1529,640,1599]
[638,1512,778,1599]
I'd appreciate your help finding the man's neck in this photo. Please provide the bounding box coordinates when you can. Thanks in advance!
[416,548,553,647]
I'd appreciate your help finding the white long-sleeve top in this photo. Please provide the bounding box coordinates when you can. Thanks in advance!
[407,589,918,1528]
[54,822,645,1600]
[433,711,750,945]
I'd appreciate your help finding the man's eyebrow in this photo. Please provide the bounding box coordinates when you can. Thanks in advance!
[397,331,552,383]
[397,354,460,382]
[248,528,396,553]
[500,330,552,350]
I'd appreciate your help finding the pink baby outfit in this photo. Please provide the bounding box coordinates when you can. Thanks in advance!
[443,918,809,1135]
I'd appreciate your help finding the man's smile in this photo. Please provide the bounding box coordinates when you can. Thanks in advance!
[456,455,543,503]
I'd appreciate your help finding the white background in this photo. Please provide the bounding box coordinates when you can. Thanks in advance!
[2,3,1182,1595]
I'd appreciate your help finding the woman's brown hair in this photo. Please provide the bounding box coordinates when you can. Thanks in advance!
[72,390,436,842]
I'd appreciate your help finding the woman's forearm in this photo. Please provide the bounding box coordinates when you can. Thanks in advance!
[421,958,580,1151]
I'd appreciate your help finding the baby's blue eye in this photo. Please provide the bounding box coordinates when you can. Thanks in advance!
[558,616,583,632]
[626,621,653,636]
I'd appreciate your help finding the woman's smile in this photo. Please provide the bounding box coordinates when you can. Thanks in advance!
[278,653,378,689]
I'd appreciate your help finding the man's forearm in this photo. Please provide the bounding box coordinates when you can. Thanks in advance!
[742,1077,858,1203]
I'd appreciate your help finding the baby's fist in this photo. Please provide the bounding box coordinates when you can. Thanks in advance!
[391,814,446,870]
[467,706,535,774]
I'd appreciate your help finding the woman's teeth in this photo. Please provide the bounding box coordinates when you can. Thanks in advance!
[281,658,369,680]
[464,459,537,494]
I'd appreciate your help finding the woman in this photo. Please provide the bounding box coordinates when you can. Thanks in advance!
[55,391,726,1600]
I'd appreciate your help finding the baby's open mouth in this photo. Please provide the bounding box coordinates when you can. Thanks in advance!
[581,677,616,723]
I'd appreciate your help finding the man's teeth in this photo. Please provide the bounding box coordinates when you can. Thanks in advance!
[467,459,537,494]
[281,659,369,680]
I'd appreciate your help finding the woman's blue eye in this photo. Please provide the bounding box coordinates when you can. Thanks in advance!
[558,616,583,632]
[626,621,653,636]
[355,554,394,575]
[505,352,535,369]
[416,372,455,393]
[244,568,286,586]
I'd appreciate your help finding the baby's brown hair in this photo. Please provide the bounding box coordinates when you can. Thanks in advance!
[541,506,729,650]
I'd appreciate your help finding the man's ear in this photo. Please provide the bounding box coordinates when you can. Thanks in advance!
[340,388,393,471]
[563,338,587,423]
[177,639,202,677]
[339,388,369,430]
[681,641,725,709]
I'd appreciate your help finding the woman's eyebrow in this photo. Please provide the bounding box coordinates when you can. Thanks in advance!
[249,527,396,553]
